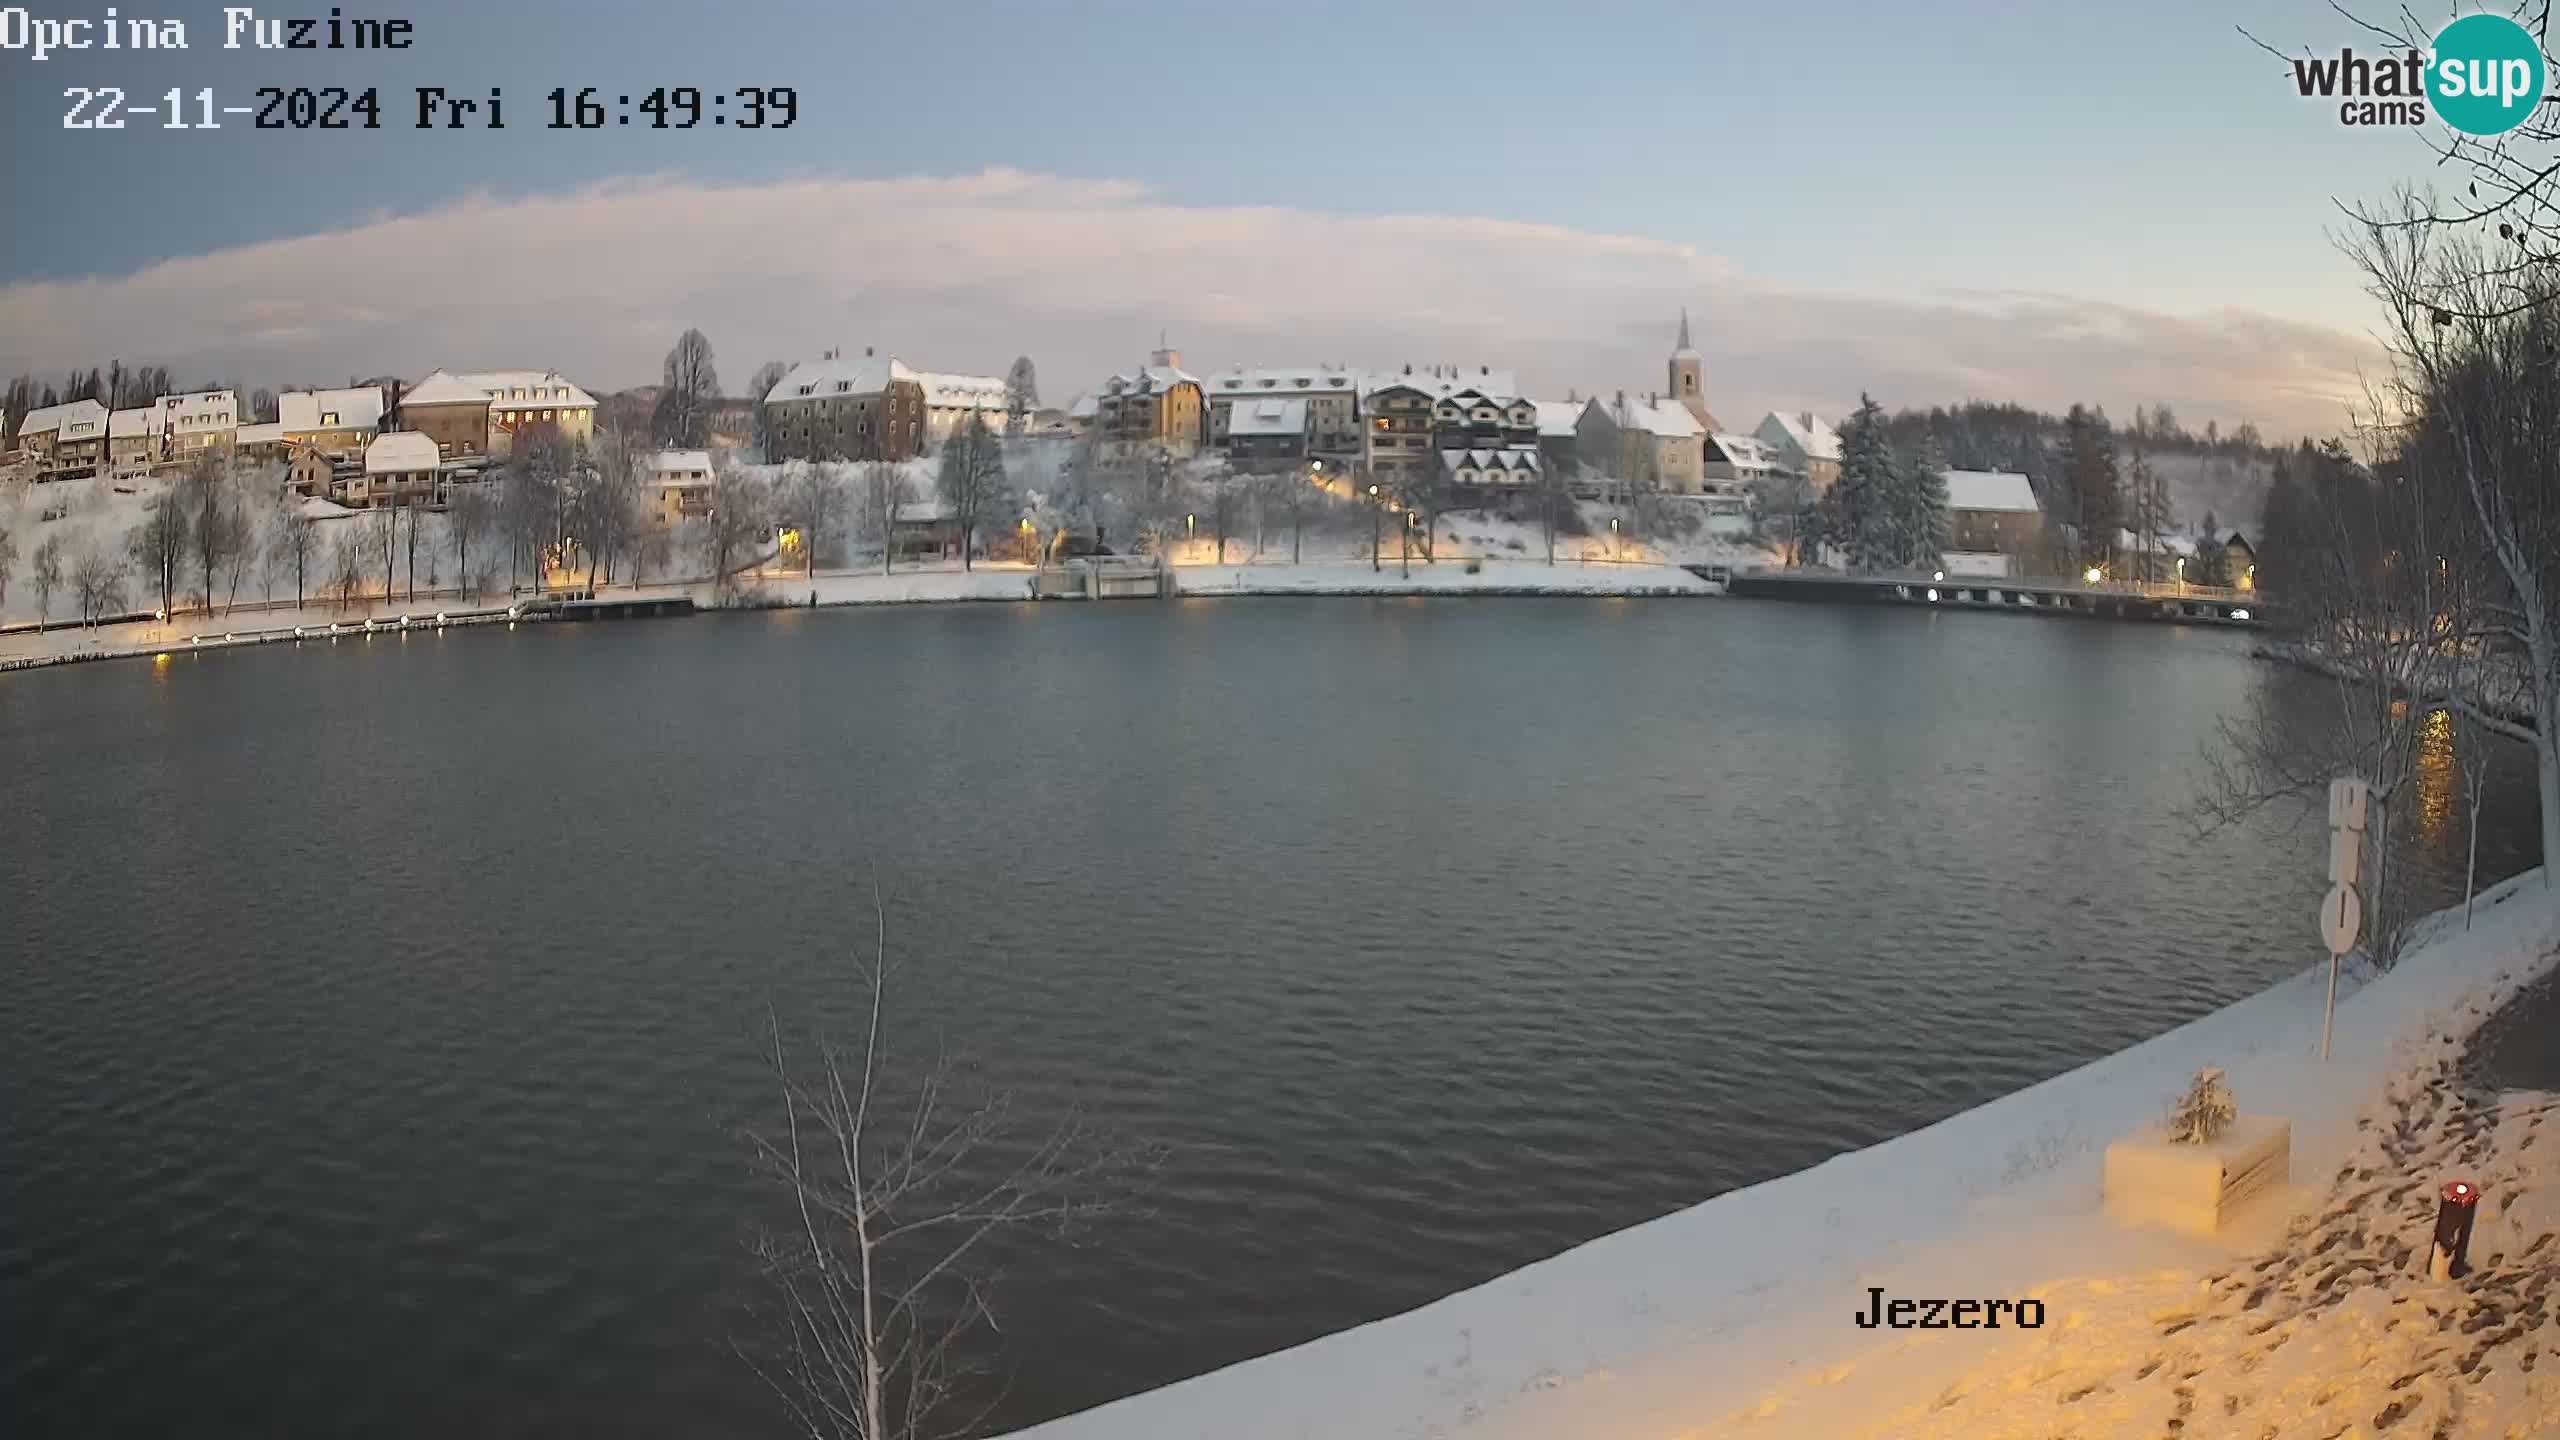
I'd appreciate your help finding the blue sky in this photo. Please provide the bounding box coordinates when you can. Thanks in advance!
[0,0,2462,433]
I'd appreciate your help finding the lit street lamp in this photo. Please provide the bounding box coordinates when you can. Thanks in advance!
[2084,565,2103,585]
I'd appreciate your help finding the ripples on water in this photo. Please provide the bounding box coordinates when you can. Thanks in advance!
[0,599,2538,1437]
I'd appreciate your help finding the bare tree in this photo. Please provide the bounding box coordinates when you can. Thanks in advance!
[749,361,790,459]
[129,486,189,617]
[71,543,127,625]
[31,532,65,622]
[448,485,495,601]
[936,417,1008,572]
[790,462,849,583]
[0,522,14,607]
[706,459,772,602]
[737,893,1150,1440]
[2350,195,2560,879]
[272,501,317,609]
[329,529,368,610]
[859,462,907,577]
[180,452,246,614]
[656,328,723,449]
[1004,357,1038,437]
[369,505,397,607]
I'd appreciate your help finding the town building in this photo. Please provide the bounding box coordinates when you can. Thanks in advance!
[1533,400,1587,480]
[1361,366,1537,489]
[1205,367,1365,462]
[890,499,963,564]
[1754,411,1842,493]
[233,422,287,464]
[398,370,596,460]
[1440,447,1544,491]
[158,390,239,457]
[764,350,927,463]
[1222,397,1312,470]
[287,445,345,499]
[1702,432,1791,490]
[1942,469,2045,575]
[914,371,1011,443]
[350,431,448,509]
[278,386,386,457]
[1667,309,1722,433]
[21,399,110,480]
[108,407,161,474]
[1092,345,1204,463]
[646,449,715,527]
[1578,392,1705,494]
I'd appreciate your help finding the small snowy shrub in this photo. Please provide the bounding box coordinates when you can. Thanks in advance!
[2166,1066,2237,1145]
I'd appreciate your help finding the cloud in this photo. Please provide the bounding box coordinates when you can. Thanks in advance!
[0,169,2379,437]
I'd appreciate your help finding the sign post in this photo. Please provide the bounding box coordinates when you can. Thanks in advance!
[2319,777,2369,1061]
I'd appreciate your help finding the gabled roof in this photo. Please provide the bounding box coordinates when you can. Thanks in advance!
[912,371,1008,409]
[19,399,108,437]
[648,449,714,476]
[1364,367,1523,404]
[1756,410,1841,462]
[1066,393,1098,419]
[1210,367,1362,397]
[405,370,595,411]
[278,386,385,432]
[1533,400,1589,438]
[1609,395,1703,440]
[1439,446,1542,472]
[109,407,157,438]
[1229,397,1309,437]
[1705,432,1783,469]
[1941,469,2039,514]
[365,431,441,473]
[236,422,285,447]
[1100,365,1200,395]
[767,355,913,405]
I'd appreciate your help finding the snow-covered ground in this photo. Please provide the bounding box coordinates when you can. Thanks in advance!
[1001,872,2560,1440]
[1172,559,1708,597]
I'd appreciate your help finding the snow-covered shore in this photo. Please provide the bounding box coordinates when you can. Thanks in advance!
[0,560,1712,673]
[999,872,2560,1440]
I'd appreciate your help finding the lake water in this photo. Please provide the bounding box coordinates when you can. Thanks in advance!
[0,598,2540,1437]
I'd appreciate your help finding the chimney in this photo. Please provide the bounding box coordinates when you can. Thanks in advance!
[865,346,875,358]
[1799,410,1813,430]
[1480,365,1488,376]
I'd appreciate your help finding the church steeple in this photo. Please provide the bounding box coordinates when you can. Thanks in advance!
[1668,307,1716,431]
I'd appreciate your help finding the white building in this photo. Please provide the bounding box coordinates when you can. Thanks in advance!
[911,370,1011,442]
[158,389,239,456]
[1579,393,1705,494]
[646,449,715,527]
[1753,411,1842,493]
[108,406,161,474]
[278,386,387,457]
[1205,367,1365,459]
[352,431,446,509]
[1440,446,1543,490]
[18,399,110,478]
[1703,432,1791,489]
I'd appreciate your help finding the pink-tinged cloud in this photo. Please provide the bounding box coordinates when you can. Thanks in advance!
[0,170,2379,438]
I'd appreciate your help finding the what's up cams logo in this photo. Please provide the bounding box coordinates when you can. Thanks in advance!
[2283,11,2547,132]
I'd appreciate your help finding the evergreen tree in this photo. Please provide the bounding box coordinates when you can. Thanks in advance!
[2056,404,2121,573]
[1828,394,1900,571]
[1896,434,1953,570]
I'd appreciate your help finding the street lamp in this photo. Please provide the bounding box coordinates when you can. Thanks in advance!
[2084,565,2103,584]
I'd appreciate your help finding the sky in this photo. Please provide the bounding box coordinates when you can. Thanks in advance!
[0,0,2471,437]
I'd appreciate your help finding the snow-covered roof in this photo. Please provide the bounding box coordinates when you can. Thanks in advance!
[1066,393,1098,420]
[1364,368,1523,404]
[913,371,1008,411]
[1610,396,1702,440]
[1534,400,1589,438]
[1210,367,1362,397]
[277,386,385,433]
[1705,432,1784,469]
[365,431,441,473]
[768,355,910,405]
[1756,410,1841,462]
[1439,446,1542,472]
[235,422,285,447]
[404,370,595,411]
[1942,469,2039,514]
[1099,366,1200,396]
[296,494,359,522]
[893,500,956,524]
[20,399,109,438]
[648,448,713,477]
[1229,398,1309,437]
[109,407,156,438]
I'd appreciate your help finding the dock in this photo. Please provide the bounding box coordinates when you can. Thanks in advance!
[1714,568,2267,629]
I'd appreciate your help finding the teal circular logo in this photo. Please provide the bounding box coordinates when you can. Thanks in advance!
[2428,13,2547,135]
